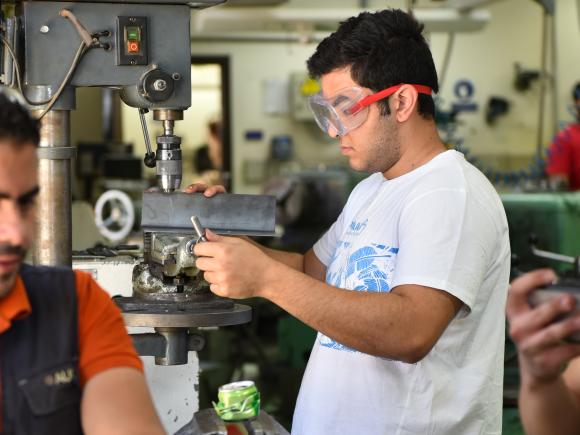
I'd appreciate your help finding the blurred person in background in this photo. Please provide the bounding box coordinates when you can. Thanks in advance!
[193,118,223,186]
[545,82,580,190]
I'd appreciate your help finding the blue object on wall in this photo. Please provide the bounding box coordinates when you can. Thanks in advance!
[245,130,264,141]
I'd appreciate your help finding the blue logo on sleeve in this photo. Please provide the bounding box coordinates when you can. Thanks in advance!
[347,219,368,235]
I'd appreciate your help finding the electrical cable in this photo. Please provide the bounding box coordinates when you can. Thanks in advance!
[0,8,97,119]
[59,9,93,46]
[10,16,16,88]
[0,33,87,113]
[0,33,50,104]
[35,41,88,119]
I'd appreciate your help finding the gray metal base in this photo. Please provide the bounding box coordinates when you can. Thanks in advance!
[122,304,252,328]
[115,295,252,328]
[116,295,251,365]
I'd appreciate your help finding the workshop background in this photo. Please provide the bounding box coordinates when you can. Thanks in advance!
[7,0,580,433]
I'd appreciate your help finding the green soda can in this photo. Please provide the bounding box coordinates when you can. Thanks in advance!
[212,380,261,422]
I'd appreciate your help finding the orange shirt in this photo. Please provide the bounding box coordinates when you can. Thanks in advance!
[0,270,143,386]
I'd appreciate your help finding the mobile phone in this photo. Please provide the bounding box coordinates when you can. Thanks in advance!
[528,280,580,343]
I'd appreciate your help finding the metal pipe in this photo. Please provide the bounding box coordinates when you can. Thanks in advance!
[191,8,491,35]
[191,32,326,44]
[536,9,549,160]
[532,246,575,264]
[32,110,72,267]
[550,9,558,136]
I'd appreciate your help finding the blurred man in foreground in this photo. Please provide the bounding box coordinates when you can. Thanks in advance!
[0,92,164,435]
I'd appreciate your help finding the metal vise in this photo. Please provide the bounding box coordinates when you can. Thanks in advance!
[115,191,276,365]
[135,191,276,297]
[133,232,206,299]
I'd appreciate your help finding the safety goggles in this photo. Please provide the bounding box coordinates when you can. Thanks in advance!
[308,84,432,137]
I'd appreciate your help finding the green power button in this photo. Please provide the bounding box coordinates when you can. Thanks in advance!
[126,26,141,41]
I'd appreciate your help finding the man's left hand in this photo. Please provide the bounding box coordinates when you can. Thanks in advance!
[507,269,580,385]
[183,182,226,197]
[193,229,275,299]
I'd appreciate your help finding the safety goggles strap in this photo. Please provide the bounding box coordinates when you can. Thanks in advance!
[349,84,432,115]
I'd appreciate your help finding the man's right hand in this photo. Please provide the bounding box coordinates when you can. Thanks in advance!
[183,182,227,197]
[507,269,580,385]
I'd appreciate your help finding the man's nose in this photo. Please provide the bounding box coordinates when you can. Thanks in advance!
[0,205,26,247]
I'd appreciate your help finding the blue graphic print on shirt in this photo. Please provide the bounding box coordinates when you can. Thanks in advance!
[320,220,399,352]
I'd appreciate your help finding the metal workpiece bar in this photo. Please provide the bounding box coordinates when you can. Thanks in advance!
[32,110,72,267]
[141,192,276,236]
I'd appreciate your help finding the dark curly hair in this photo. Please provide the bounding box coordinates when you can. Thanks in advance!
[0,93,40,146]
[307,9,439,119]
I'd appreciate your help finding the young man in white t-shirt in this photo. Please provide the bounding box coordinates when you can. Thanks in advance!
[193,8,510,434]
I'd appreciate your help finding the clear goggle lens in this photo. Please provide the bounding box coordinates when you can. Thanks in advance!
[308,87,368,137]
[308,84,432,137]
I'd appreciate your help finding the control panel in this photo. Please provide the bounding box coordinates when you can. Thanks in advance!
[117,16,148,66]
[23,2,192,109]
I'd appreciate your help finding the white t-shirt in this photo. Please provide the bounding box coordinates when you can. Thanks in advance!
[292,150,510,435]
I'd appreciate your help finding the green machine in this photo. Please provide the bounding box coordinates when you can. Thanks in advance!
[500,191,580,435]
[501,192,580,274]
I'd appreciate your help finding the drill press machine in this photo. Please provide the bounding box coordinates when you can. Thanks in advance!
[1,2,277,431]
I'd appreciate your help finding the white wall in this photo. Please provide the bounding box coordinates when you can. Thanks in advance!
[430,0,580,166]
[120,0,580,193]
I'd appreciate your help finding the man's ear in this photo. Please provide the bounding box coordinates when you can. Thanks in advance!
[391,84,419,122]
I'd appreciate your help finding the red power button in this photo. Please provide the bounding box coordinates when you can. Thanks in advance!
[127,41,140,53]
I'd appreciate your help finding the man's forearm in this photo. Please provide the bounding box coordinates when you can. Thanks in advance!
[519,374,580,435]
[81,368,164,435]
[244,237,305,272]
[258,261,456,363]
